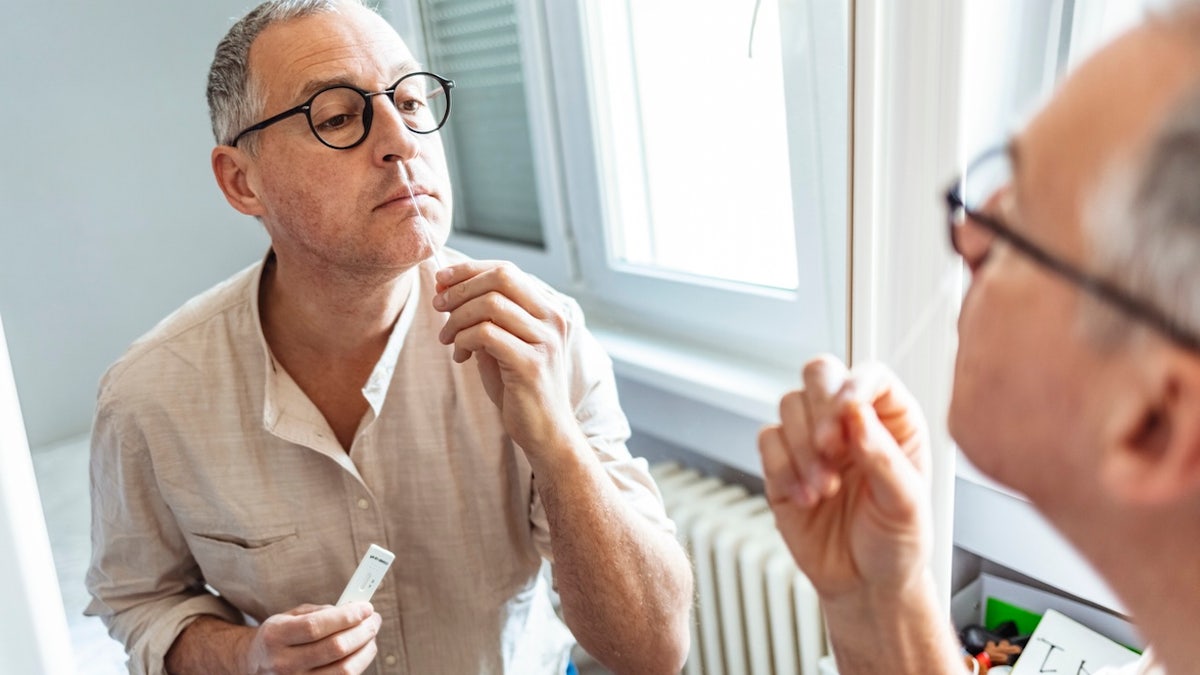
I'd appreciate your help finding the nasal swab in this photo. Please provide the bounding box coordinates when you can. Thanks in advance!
[401,164,444,269]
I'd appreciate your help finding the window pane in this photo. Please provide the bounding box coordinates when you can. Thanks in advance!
[420,0,545,247]
[588,0,801,290]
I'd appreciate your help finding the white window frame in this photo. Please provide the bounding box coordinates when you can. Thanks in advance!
[542,0,851,368]
[850,0,964,613]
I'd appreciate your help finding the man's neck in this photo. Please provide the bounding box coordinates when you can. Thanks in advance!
[257,252,421,451]
[1060,506,1200,675]
[1104,532,1199,675]
[259,252,417,362]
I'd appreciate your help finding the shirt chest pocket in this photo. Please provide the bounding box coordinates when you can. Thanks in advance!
[185,520,310,622]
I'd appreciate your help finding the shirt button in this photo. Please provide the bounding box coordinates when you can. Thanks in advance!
[357,498,369,510]
[385,654,398,666]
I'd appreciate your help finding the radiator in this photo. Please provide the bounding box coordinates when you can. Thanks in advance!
[651,462,826,675]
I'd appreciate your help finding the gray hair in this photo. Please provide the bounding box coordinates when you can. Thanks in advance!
[206,0,369,153]
[1084,81,1200,349]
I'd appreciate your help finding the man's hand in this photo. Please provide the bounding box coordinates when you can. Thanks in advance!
[433,261,577,455]
[167,602,380,674]
[758,355,932,601]
[240,603,381,675]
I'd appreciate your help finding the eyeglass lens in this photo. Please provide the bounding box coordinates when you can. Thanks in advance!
[961,150,1012,212]
[308,73,449,148]
[952,150,1014,263]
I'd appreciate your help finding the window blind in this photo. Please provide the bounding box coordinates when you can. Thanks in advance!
[419,0,545,247]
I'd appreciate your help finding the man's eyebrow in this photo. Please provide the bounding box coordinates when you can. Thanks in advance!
[294,76,355,102]
[292,61,425,102]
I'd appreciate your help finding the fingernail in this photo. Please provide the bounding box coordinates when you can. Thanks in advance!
[432,293,446,310]
[435,268,451,283]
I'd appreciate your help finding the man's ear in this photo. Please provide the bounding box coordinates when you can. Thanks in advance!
[1101,343,1200,506]
[211,145,267,217]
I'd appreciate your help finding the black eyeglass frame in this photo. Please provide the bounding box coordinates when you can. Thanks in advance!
[945,144,1200,354]
[228,71,455,150]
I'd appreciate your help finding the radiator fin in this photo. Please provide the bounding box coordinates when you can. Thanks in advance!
[652,462,826,675]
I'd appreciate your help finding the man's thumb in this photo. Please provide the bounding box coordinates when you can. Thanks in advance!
[844,402,923,520]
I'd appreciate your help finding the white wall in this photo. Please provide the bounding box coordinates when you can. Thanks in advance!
[0,1,269,448]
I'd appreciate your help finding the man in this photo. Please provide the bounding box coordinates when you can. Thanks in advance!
[759,6,1200,675]
[85,1,691,673]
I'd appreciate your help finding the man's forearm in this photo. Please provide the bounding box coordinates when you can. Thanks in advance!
[531,438,693,675]
[821,571,963,675]
[165,615,253,675]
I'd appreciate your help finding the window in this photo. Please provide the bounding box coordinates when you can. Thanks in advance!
[391,0,575,285]
[566,0,850,364]
[395,0,851,367]
[582,0,800,290]
[417,0,543,247]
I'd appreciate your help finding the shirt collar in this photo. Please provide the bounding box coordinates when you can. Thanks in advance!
[253,248,424,437]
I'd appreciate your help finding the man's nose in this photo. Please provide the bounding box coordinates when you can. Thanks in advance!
[368,94,421,164]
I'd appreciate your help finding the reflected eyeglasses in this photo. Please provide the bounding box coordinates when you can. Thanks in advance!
[229,71,455,150]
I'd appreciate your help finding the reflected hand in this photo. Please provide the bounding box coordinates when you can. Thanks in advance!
[242,602,380,674]
[433,260,577,456]
[758,355,932,600]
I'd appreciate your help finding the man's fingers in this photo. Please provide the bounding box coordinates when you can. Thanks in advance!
[433,261,559,321]
[777,391,840,499]
[801,355,850,408]
[433,260,496,291]
[759,425,816,508]
[313,637,380,675]
[437,292,545,347]
[284,603,327,616]
[795,355,852,495]
[298,612,382,670]
[843,402,923,519]
[449,321,530,366]
[838,362,929,470]
[270,603,374,645]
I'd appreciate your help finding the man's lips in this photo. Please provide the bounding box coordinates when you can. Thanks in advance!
[375,189,431,211]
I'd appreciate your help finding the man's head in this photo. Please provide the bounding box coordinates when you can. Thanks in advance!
[947,10,1200,526]
[207,0,452,279]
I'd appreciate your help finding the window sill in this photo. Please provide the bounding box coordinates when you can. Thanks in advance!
[588,318,799,476]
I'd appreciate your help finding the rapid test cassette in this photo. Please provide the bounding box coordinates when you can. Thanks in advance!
[336,544,395,606]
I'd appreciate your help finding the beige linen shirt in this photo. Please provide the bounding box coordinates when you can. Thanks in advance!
[85,249,674,675]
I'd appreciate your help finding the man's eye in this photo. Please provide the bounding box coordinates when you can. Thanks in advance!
[397,97,425,114]
[316,113,357,131]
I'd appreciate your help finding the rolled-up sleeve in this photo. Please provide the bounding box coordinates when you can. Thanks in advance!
[85,377,242,675]
[529,297,675,561]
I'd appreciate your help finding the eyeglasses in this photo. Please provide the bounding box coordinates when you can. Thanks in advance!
[945,145,1200,353]
[229,71,455,150]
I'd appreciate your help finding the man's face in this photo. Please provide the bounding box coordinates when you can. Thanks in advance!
[947,23,1200,510]
[241,3,453,278]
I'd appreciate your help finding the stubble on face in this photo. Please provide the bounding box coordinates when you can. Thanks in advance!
[244,3,454,284]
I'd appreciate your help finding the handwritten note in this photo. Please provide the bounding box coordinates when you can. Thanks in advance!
[1012,609,1139,674]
